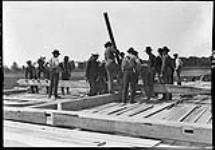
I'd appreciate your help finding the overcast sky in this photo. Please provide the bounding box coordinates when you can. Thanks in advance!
[3,1,213,67]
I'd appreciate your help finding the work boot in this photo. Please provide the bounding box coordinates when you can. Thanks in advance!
[55,95,61,99]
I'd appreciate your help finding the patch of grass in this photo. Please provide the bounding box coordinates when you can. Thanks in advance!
[4,73,25,89]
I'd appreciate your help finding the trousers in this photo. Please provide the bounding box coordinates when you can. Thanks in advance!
[122,70,138,103]
[49,71,59,97]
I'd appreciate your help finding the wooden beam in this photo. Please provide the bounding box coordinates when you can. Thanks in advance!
[4,120,161,147]
[4,107,47,124]
[29,93,121,111]
[52,111,212,144]
[4,105,212,144]
[4,88,29,95]
[4,100,45,107]
[153,84,210,95]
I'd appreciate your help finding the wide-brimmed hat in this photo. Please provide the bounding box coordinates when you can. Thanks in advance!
[26,60,32,64]
[104,41,112,47]
[52,49,61,55]
[127,47,138,56]
[162,46,170,52]
[144,46,152,53]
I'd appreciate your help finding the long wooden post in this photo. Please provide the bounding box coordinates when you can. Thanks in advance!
[103,12,121,64]
[103,12,117,49]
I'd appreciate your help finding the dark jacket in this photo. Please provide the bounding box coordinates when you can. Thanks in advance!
[155,55,162,75]
[59,61,72,80]
[25,65,37,79]
[86,56,99,79]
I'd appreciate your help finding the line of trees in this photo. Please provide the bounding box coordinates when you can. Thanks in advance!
[180,56,211,67]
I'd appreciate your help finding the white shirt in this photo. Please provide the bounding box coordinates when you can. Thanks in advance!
[49,57,59,68]
[175,58,183,70]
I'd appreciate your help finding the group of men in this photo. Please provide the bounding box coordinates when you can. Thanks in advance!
[25,42,183,102]
[86,41,183,103]
[25,50,74,99]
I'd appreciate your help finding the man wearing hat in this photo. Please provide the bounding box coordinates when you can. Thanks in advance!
[144,46,157,96]
[121,47,141,103]
[145,46,157,71]
[154,48,163,83]
[48,49,61,99]
[85,53,100,96]
[59,56,72,95]
[173,53,183,85]
[104,41,119,93]
[160,46,175,100]
[25,60,39,93]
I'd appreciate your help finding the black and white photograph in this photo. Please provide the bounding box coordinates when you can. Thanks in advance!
[2,1,213,148]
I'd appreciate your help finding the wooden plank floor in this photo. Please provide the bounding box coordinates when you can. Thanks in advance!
[78,101,211,125]
[4,120,161,147]
[4,92,211,126]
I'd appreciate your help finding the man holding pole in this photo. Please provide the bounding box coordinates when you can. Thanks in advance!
[104,41,119,93]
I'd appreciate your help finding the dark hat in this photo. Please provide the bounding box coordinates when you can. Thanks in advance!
[162,46,170,52]
[173,53,178,56]
[52,49,60,55]
[157,48,163,53]
[144,46,153,53]
[127,47,135,54]
[120,52,125,56]
[64,56,69,60]
[133,51,138,56]
[26,60,32,64]
[91,53,99,57]
[127,47,138,56]
[104,41,112,47]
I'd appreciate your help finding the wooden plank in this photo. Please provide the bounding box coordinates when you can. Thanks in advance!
[4,120,161,147]
[80,102,118,113]
[132,102,176,119]
[148,108,173,120]
[111,103,141,116]
[164,105,197,122]
[61,94,121,111]
[4,88,29,95]
[52,111,212,144]
[106,104,135,115]
[183,106,208,123]
[97,103,127,115]
[4,107,47,124]
[153,83,210,95]
[196,108,212,124]
[119,103,153,117]
[4,94,50,102]
[30,93,121,111]
[4,100,45,107]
